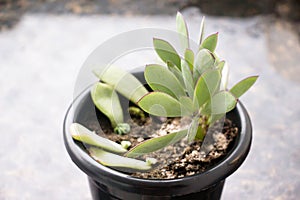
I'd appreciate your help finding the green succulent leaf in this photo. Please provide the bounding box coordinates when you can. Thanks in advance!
[187,115,200,143]
[93,66,148,103]
[126,129,188,158]
[70,123,127,153]
[179,96,195,115]
[216,60,225,71]
[138,92,183,117]
[176,12,189,51]
[91,82,123,128]
[198,16,205,45]
[181,59,194,98]
[230,76,258,98]
[193,69,221,109]
[89,147,152,171]
[193,49,215,81]
[200,32,218,52]
[208,114,225,125]
[145,64,186,99]
[184,49,194,71]
[153,38,181,69]
[216,61,229,90]
[167,61,185,86]
[202,91,237,115]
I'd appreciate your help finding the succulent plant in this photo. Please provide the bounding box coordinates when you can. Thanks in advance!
[91,66,148,134]
[71,12,258,170]
[127,12,258,157]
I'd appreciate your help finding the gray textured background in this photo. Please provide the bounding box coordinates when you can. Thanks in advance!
[0,6,299,200]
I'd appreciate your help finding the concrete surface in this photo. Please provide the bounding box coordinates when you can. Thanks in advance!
[0,11,299,199]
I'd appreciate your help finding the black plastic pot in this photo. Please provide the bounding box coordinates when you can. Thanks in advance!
[63,72,252,200]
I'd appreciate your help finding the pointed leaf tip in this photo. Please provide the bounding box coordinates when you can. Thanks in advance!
[145,64,186,99]
[153,38,181,69]
[200,32,219,52]
[89,147,152,171]
[91,82,123,128]
[126,129,188,158]
[176,11,189,51]
[230,76,258,98]
[70,123,127,153]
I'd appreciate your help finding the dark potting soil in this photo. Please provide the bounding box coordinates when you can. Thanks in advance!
[85,110,238,180]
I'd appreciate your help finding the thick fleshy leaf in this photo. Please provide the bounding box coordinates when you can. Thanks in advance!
[200,33,218,52]
[216,60,225,71]
[138,92,183,117]
[230,76,258,98]
[70,123,127,153]
[193,49,215,81]
[184,49,194,71]
[208,114,225,125]
[202,91,237,115]
[126,129,188,158]
[176,12,189,51]
[89,147,152,171]
[181,59,194,98]
[216,61,229,90]
[198,16,205,45]
[167,61,185,86]
[153,38,181,69]
[91,82,123,128]
[93,66,148,103]
[145,64,186,99]
[179,96,195,115]
[187,115,200,143]
[193,69,221,109]
[213,52,221,64]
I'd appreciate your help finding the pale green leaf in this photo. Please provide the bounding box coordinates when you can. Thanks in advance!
[167,61,185,86]
[184,49,194,71]
[217,61,229,90]
[138,92,183,117]
[145,64,186,99]
[200,33,218,52]
[216,60,225,71]
[176,12,189,51]
[208,114,225,125]
[181,59,194,98]
[195,125,206,141]
[193,69,221,109]
[198,16,205,45]
[193,49,215,81]
[230,76,258,98]
[93,66,148,103]
[179,96,195,115]
[70,123,127,153]
[202,91,237,115]
[89,147,152,171]
[187,115,200,143]
[126,129,188,158]
[153,38,181,69]
[91,82,123,128]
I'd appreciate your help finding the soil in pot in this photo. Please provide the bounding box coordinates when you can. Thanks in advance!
[78,104,239,180]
